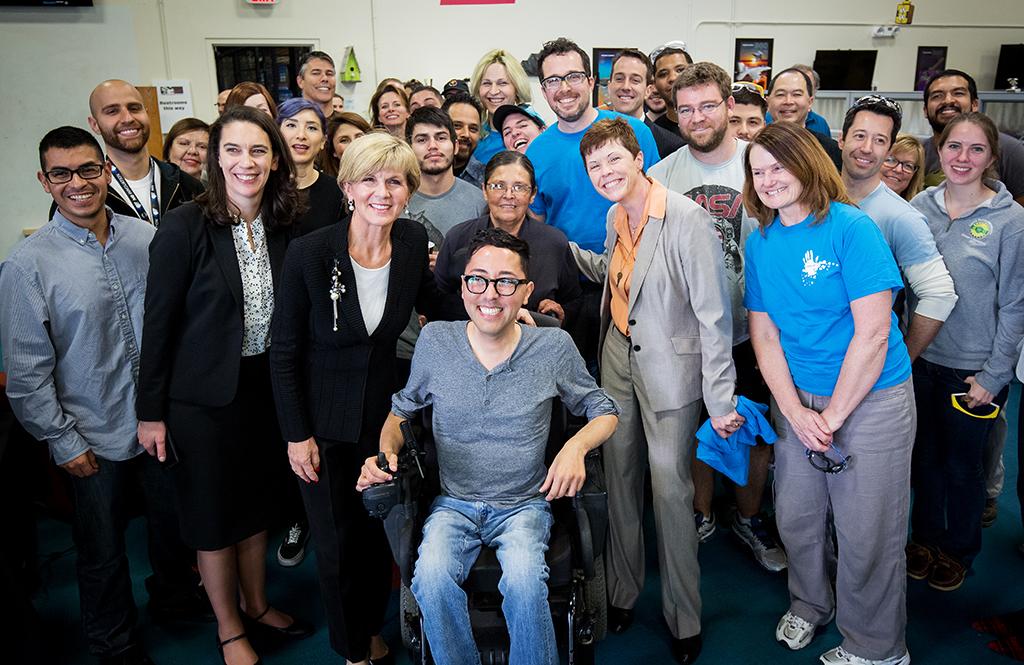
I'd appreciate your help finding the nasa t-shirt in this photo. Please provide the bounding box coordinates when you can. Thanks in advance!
[744,202,911,396]
[648,139,757,343]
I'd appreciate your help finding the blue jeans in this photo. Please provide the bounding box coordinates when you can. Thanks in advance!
[911,359,1009,566]
[69,451,197,657]
[411,496,557,665]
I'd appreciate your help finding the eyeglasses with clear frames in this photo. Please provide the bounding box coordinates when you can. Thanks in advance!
[462,274,529,296]
[540,71,588,92]
[676,99,726,121]
[883,156,919,174]
[43,163,105,184]
[486,182,531,195]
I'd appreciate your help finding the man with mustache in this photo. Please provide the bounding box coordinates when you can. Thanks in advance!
[443,92,486,188]
[607,48,686,159]
[85,80,203,226]
[921,69,1024,205]
[647,62,782,573]
[2,127,207,665]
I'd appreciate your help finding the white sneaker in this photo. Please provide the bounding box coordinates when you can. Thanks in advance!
[819,646,910,665]
[695,510,716,543]
[776,611,817,650]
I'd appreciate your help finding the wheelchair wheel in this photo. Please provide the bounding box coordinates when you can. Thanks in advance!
[400,583,423,654]
[582,554,607,642]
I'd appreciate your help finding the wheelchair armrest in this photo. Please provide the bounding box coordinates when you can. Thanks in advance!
[571,448,608,579]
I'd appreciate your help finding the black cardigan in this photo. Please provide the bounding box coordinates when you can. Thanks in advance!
[136,202,288,420]
[269,216,452,444]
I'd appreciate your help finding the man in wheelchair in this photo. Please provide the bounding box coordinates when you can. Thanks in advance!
[357,228,619,665]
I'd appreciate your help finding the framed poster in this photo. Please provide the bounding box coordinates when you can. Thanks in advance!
[592,47,626,107]
[915,46,948,91]
[734,38,773,90]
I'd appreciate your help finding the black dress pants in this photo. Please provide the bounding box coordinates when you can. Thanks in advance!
[300,436,393,662]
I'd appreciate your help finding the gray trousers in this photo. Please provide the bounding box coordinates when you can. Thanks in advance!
[602,326,702,639]
[772,378,916,661]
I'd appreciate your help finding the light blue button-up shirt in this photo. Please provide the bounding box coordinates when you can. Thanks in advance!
[0,209,154,465]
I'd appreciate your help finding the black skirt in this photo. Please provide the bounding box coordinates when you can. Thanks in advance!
[166,353,285,551]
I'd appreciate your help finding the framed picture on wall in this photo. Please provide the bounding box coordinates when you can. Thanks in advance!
[915,46,948,91]
[593,47,627,107]
[734,38,773,90]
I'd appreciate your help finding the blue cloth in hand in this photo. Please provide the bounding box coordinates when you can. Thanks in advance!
[696,396,778,486]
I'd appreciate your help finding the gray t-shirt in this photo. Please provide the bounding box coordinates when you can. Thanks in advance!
[407,177,487,238]
[648,139,757,344]
[392,321,619,507]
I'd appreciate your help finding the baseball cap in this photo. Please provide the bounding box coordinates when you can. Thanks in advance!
[492,104,546,133]
[442,79,470,98]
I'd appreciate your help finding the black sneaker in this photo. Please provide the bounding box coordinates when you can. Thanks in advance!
[982,498,998,528]
[277,521,309,567]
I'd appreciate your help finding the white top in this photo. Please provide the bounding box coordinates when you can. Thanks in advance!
[351,258,391,336]
[230,215,274,356]
[110,161,162,221]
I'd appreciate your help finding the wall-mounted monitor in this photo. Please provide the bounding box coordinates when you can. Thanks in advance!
[813,50,878,90]
[994,44,1023,90]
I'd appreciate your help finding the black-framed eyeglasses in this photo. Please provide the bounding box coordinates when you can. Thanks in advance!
[43,163,105,184]
[462,274,528,296]
[540,71,588,92]
[486,182,532,195]
[882,156,919,174]
[851,94,903,119]
[677,99,726,120]
[806,444,853,474]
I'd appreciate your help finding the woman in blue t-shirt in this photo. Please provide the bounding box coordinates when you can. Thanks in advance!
[742,123,915,665]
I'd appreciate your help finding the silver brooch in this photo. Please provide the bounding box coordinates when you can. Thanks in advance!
[330,258,346,331]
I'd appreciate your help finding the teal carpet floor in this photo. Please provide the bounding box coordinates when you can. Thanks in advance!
[33,386,1024,664]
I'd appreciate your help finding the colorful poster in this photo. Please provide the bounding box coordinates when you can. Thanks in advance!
[734,39,773,91]
[915,46,948,91]
[592,48,625,108]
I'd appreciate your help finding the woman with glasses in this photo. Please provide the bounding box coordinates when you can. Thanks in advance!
[743,122,914,665]
[434,151,582,327]
[906,112,1024,591]
[468,49,534,166]
[881,134,926,200]
[270,132,445,665]
[136,106,311,665]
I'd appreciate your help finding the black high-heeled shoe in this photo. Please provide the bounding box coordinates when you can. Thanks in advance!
[217,633,262,665]
[242,606,315,640]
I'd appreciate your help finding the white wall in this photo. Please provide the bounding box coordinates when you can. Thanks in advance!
[2,0,1022,258]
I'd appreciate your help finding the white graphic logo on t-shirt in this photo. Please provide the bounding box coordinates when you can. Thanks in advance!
[801,250,838,285]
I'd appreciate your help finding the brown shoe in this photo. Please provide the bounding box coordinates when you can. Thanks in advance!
[982,498,998,528]
[906,542,936,580]
[928,551,967,591]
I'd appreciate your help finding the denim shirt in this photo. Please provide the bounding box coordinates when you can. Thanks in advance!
[0,210,154,465]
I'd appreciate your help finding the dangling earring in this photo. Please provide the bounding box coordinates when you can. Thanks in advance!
[347,198,354,212]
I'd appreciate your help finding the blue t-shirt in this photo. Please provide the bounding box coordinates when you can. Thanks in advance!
[526,109,661,252]
[473,130,505,167]
[766,109,831,137]
[858,182,941,269]
[743,202,911,396]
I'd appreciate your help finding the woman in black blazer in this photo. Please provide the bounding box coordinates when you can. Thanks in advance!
[270,132,446,665]
[137,106,310,665]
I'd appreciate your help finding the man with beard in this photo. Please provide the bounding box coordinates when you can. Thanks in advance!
[85,80,203,225]
[443,92,486,187]
[921,69,1024,204]
[647,62,783,573]
[2,127,208,665]
[406,106,488,239]
[607,48,686,158]
[839,94,957,361]
[650,42,693,138]
[296,50,338,119]
[765,68,843,172]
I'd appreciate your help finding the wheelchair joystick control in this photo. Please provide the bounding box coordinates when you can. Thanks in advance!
[363,452,401,520]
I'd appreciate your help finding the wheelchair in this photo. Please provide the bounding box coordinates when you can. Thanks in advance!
[363,408,610,665]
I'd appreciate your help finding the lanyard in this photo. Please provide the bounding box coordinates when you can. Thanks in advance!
[108,157,160,226]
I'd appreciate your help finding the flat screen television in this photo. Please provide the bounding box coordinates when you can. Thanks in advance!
[994,44,1024,90]
[813,50,878,90]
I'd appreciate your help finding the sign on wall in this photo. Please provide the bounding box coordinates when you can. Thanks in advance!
[153,80,195,128]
